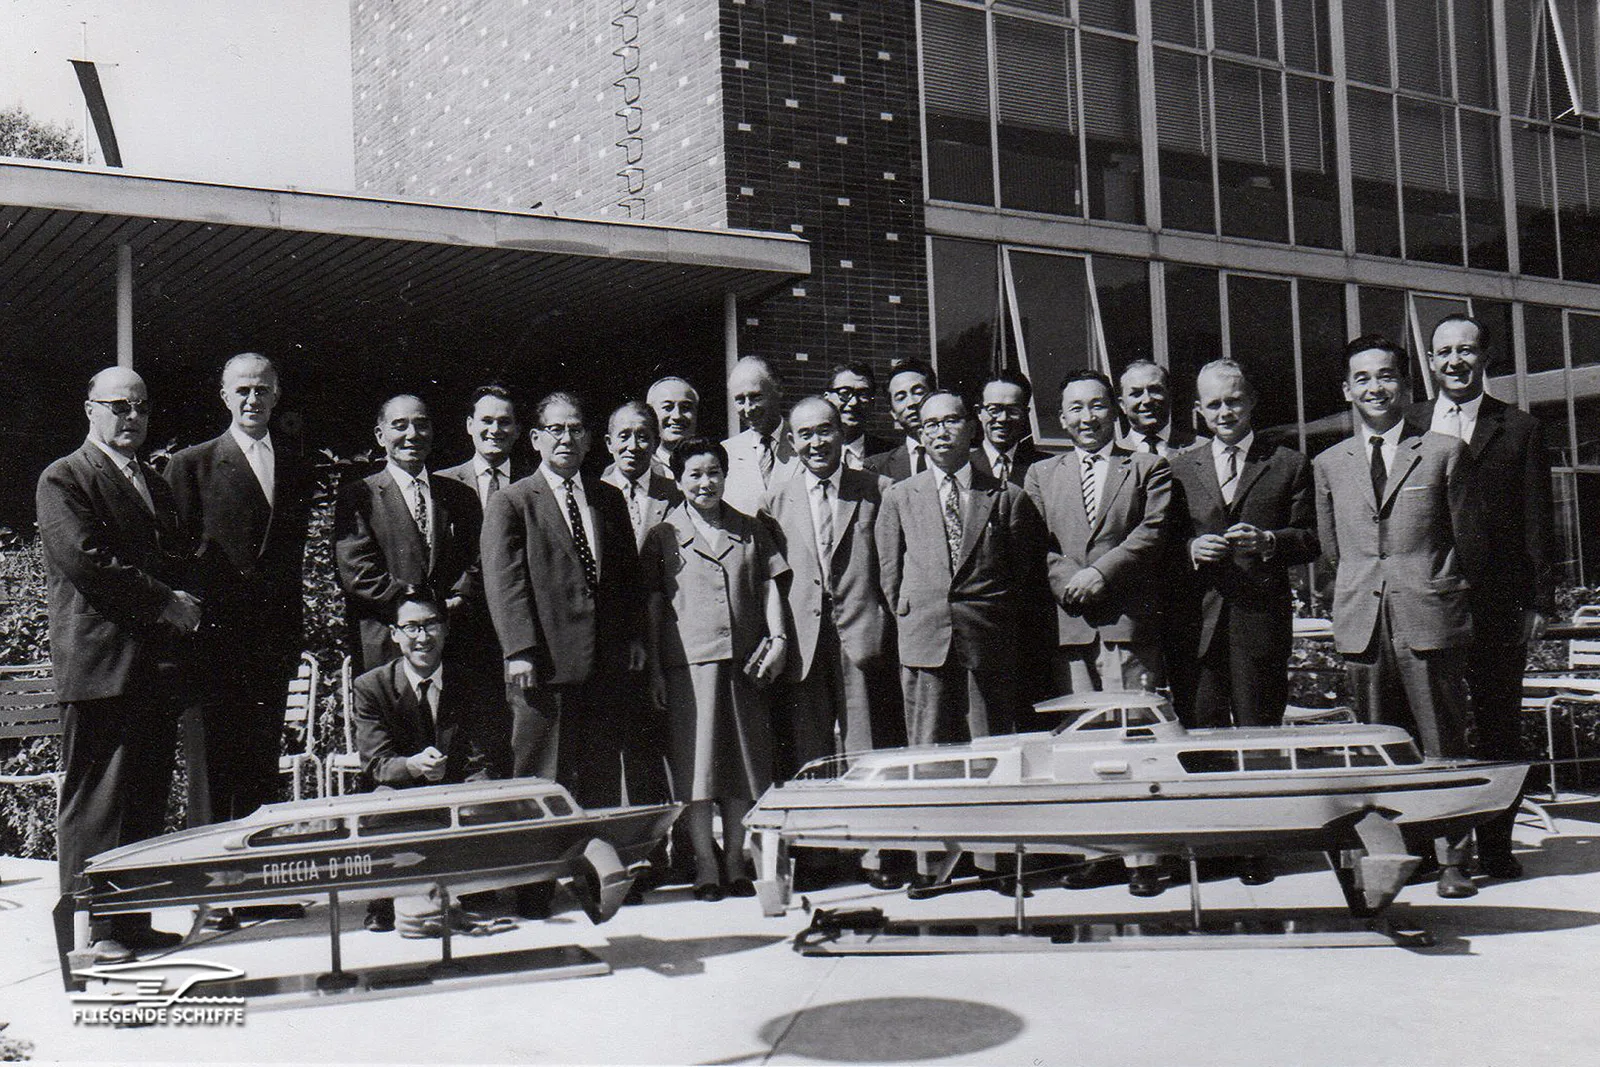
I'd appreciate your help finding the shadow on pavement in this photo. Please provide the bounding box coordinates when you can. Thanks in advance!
[599,933,788,977]
[754,996,1025,1062]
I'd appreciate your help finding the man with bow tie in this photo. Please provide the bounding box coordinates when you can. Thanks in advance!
[38,367,202,962]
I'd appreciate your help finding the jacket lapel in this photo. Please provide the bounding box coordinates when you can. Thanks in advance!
[1467,397,1503,461]
[217,433,273,556]
[1089,451,1133,540]
[955,477,998,575]
[533,478,586,572]
[374,475,427,571]
[1230,441,1271,513]
[83,444,157,526]
[1381,436,1424,512]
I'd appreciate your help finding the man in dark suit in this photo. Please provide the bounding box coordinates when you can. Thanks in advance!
[1169,360,1319,727]
[877,392,1045,743]
[763,396,902,775]
[38,367,202,961]
[435,385,534,509]
[1314,335,1477,898]
[165,354,312,832]
[335,395,482,672]
[866,358,937,482]
[1118,360,1195,457]
[482,392,646,807]
[972,370,1047,486]
[602,400,680,548]
[352,589,493,931]
[1024,370,1173,696]
[645,376,699,478]
[826,361,895,470]
[1407,314,1554,879]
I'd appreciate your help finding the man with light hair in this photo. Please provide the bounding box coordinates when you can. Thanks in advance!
[722,356,795,513]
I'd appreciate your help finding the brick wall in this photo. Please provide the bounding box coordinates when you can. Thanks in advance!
[351,0,727,225]
[720,0,930,401]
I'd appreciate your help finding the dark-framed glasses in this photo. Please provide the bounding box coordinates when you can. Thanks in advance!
[828,386,873,403]
[539,423,588,440]
[395,619,444,637]
[979,403,1027,420]
[90,398,150,416]
[922,416,967,433]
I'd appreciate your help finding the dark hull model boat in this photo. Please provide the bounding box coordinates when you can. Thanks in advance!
[55,778,679,988]
[746,693,1528,918]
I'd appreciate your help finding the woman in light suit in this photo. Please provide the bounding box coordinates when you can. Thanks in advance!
[642,438,788,900]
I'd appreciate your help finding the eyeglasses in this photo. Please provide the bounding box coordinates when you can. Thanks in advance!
[539,423,588,439]
[395,619,444,637]
[828,387,873,403]
[90,398,149,416]
[979,403,1027,419]
[922,416,967,433]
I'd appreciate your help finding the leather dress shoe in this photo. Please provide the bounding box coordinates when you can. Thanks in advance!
[724,878,757,898]
[87,938,135,964]
[865,869,907,890]
[1128,868,1165,898]
[1061,858,1126,890]
[202,908,240,932]
[692,883,726,902]
[235,903,306,922]
[1239,857,1276,886]
[1479,854,1523,880]
[118,926,184,952]
[364,909,395,933]
[908,873,938,891]
[1436,865,1478,899]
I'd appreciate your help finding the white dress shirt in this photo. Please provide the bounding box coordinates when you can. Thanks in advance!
[1119,425,1173,457]
[387,462,435,545]
[1212,431,1253,505]
[1430,393,1482,444]
[471,453,513,506]
[230,426,275,505]
[1361,421,1406,477]
[905,437,929,476]
[541,465,601,580]
[1078,440,1115,519]
[803,467,843,564]
[840,436,868,469]
[401,662,443,727]
[89,435,154,511]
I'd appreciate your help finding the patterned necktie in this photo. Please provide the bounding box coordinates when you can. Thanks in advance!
[564,478,599,594]
[1220,445,1241,505]
[994,452,1011,485]
[758,434,776,484]
[1142,433,1161,455]
[1081,454,1100,521]
[626,479,643,531]
[940,473,963,568]
[411,478,430,546]
[1369,436,1387,501]
[814,478,835,564]
[485,465,503,504]
[123,460,154,513]
[1441,403,1464,442]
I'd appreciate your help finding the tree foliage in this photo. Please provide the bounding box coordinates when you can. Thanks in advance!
[0,105,83,163]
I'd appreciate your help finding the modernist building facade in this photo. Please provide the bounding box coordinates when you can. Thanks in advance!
[351,0,1600,583]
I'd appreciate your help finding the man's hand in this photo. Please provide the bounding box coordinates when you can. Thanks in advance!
[506,657,537,691]
[1224,523,1273,557]
[1062,566,1107,606]
[1524,610,1548,644]
[1190,534,1232,565]
[161,590,203,633]
[626,639,648,673]
[405,746,447,782]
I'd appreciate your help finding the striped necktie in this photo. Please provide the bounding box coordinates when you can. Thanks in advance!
[1081,453,1100,521]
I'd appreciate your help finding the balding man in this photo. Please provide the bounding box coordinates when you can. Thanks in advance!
[166,354,313,840]
[723,357,796,514]
[335,395,483,671]
[1118,361,1194,457]
[38,368,201,961]
[644,376,699,478]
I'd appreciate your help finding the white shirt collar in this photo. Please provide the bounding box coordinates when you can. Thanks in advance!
[87,435,137,473]
[935,462,973,490]
[386,461,429,492]
[1363,421,1405,449]
[401,661,443,700]
[803,466,838,493]
[841,436,867,460]
[982,440,1013,467]
[472,453,511,480]
[1079,440,1115,463]
[1210,431,1253,461]
[230,426,273,456]
[540,463,584,497]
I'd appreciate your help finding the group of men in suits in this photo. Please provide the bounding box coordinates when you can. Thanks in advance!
[35,310,1552,949]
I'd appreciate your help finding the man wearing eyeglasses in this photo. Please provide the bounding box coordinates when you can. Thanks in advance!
[335,394,483,672]
[38,367,203,962]
[826,362,894,470]
[971,371,1046,487]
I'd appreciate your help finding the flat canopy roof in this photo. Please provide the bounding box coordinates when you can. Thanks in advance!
[0,159,810,334]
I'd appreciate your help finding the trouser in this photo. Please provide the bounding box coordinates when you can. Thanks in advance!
[1343,608,1470,760]
[774,620,902,779]
[182,661,292,826]
[901,663,1016,745]
[511,673,640,809]
[1189,623,1291,727]
[1050,638,1165,696]
[1465,639,1531,859]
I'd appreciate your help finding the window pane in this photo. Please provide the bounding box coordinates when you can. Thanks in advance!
[913,759,966,780]
[1078,0,1133,32]
[1505,0,1548,119]
[1179,751,1241,773]
[1298,279,1350,440]
[1571,309,1600,369]
[1395,0,1447,97]
[1515,126,1561,278]
[1343,0,1391,86]
[996,16,1079,216]
[1152,0,1201,47]
[359,808,452,836]
[1556,132,1600,283]
[1213,0,1277,60]
[1398,98,1464,266]
[931,238,1001,404]
[998,0,1066,14]
[1242,748,1293,770]
[1008,249,1093,438]
[1283,0,1332,74]
[1460,110,1507,271]
[1227,275,1299,435]
[1155,49,1215,234]
[1093,254,1154,381]
[1574,397,1600,464]
[1287,76,1341,248]
[1348,89,1401,257]
[922,2,994,205]
[1295,746,1349,769]
[248,818,347,847]
[1524,302,1566,375]
[1165,265,1223,428]
[1081,32,1145,223]
[1453,0,1495,107]
[1576,472,1600,585]
[1215,62,1289,243]
[1359,285,1408,346]
[459,799,544,826]
[1470,298,1516,398]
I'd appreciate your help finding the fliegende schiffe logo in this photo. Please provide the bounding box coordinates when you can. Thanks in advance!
[69,959,246,1026]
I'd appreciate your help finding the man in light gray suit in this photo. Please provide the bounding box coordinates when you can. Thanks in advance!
[1312,335,1476,898]
[602,401,680,548]
[762,396,901,777]
[722,357,796,514]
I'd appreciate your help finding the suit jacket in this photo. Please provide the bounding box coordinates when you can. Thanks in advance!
[1313,428,1472,655]
[601,466,681,550]
[481,472,641,686]
[1405,396,1554,644]
[876,467,1046,671]
[434,454,537,516]
[36,442,195,702]
[970,439,1048,487]
[1119,424,1196,457]
[334,468,483,669]
[843,433,896,470]
[722,422,798,515]
[865,439,926,483]
[352,659,490,789]
[1023,447,1173,645]
[1169,438,1319,658]
[760,467,893,680]
[164,431,312,661]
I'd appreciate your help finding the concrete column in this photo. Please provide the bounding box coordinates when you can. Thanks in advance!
[116,243,133,368]
[724,292,739,438]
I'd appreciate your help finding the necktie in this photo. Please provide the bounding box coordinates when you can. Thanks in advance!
[1142,433,1161,455]
[626,480,643,531]
[1369,436,1387,502]
[246,439,274,504]
[417,678,435,735]
[124,460,154,513]
[565,478,599,594]
[1441,403,1464,442]
[1081,454,1100,521]
[485,465,503,504]
[758,434,776,484]
[814,478,835,565]
[994,453,1011,485]
[911,446,925,476]
[940,473,963,568]
[1220,445,1240,505]
[411,478,430,546]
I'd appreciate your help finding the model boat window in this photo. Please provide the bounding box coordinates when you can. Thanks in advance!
[1348,745,1387,767]
[544,796,574,817]
[877,765,909,781]
[1295,747,1349,769]
[1177,750,1242,773]
[458,799,547,827]
[1125,706,1163,727]
[1383,742,1424,765]
[1073,709,1120,730]
[1241,748,1293,770]
[357,808,453,836]
[245,817,349,847]
[969,757,998,778]
[913,759,967,780]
